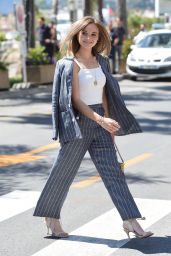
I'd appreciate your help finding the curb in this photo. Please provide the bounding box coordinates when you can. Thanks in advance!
[113,73,129,81]
[11,81,52,90]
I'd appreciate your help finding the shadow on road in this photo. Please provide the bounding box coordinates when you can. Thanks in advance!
[0,144,169,196]
[0,144,53,195]
[122,235,171,254]
[45,234,171,254]
[124,90,171,102]
[152,85,171,91]
[125,173,169,185]
[123,87,171,135]
[138,115,171,135]
[0,83,171,195]
[0,113,52,126]
[1,84,171,134]
[0,87,52,108]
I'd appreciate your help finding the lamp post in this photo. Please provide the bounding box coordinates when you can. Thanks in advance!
[155,0,159,18]
[14,1,27,83]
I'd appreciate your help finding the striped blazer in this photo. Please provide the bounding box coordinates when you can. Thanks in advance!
[52,54,142,143]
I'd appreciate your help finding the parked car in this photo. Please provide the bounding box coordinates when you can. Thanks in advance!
[126,29,171,80]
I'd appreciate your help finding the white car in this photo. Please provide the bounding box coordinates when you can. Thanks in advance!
[126,29,171,80]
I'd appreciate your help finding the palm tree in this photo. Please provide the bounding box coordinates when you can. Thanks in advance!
[53,0,58,16]
[98,0,104,22]
[84,0,93,16]
[118,0,127,34]
[25,0,35,48]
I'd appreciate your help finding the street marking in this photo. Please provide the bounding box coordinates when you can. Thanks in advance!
[72,153,153,188]
[72,176,101,188]
[0,154,45,167]
[28,142,60,154]
[124,153,153,168]
[0,190,171,255]
[27,112,51,116]
[0,190,40,222]
[0,142,60,167]
[0,136,152,169]
[31,198,171,256]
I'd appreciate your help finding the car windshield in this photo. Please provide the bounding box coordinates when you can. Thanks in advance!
[138,33,171,48]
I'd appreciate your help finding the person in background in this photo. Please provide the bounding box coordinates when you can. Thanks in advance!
[108,20,119,74]
[113,17,126,73]
[134,24,147,44]
[38,17,54,63]
[49,21,59,60]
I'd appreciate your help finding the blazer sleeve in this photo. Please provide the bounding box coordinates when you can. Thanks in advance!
[52,61,61,140]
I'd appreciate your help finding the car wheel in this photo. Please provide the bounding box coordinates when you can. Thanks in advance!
[131,76,137,81]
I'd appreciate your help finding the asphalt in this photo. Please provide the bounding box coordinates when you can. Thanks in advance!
[0,73,126,96]
[1,78,171,256]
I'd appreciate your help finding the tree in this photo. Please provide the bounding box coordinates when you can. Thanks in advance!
[84,0,93,16]
[25,0,35,48]
[118,0,128,35]
[84,0,104,21]
[98,0,104,22]
[53,0,58,16]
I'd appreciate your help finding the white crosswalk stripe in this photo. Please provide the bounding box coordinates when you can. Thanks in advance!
[0,191,171,256]
[30,198,171,256]
[0,190,40,222]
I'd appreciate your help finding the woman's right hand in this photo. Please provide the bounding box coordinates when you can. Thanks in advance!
[100,117,120,134]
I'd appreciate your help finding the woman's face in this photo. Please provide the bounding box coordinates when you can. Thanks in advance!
[77,23,99,49]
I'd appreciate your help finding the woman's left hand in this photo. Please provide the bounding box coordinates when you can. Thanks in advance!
[100,117,120,134]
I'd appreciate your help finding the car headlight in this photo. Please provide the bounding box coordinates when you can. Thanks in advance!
[164,56,171,62]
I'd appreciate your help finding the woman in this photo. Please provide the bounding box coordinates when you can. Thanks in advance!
[33,16,153,239]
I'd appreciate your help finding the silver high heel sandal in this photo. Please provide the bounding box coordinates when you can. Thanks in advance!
[123,219,153,239]
[45,217,69,238]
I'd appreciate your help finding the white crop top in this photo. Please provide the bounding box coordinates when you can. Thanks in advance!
[74,58,106,105]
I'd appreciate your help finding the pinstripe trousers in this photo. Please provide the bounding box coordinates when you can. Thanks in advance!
[33,104,142,221]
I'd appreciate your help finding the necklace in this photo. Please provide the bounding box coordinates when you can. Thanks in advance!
[93,68,98,86]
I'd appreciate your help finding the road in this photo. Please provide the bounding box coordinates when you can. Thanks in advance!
[0,79,171,256]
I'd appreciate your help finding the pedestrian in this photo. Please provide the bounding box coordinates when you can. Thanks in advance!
[108,20,119,74]
[33,16,153,239]
[113,17,126,73]
[49,21,60,61]
[134,23,147,44]
[38,17,54,63]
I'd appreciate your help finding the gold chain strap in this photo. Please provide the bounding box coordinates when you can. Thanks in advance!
[114,142,125,171]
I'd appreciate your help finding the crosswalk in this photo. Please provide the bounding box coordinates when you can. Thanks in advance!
[1,190,171,256]
[0,190,40,222]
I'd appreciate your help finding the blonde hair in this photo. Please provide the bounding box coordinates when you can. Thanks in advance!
[60,16,111,56]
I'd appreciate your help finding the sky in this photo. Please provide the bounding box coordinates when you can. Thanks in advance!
[0,0,22,15]
[0,0,53,15]
[0,0,13,15]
